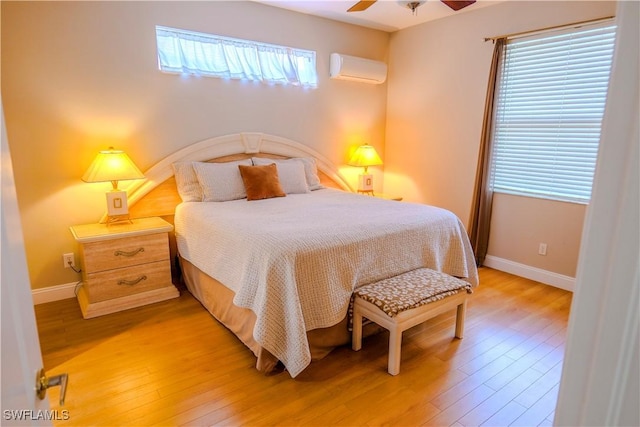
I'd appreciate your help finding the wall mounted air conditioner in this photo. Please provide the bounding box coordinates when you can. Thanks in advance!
[329,53,387,84]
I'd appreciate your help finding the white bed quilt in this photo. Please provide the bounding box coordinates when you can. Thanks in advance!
[175,189,478,377]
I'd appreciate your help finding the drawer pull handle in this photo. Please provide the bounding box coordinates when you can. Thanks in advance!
[114,247,145,257]
[117,275,147,286]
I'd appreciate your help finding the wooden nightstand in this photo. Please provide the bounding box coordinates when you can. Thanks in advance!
[70,217,179,319]
[357,191,402,201]
[374,193,403,201]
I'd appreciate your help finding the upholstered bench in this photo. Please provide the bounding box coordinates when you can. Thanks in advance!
[352,268,472,375]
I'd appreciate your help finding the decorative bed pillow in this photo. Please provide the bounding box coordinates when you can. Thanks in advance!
[267,161,309,194]
[172,162,202,202]
[252,157,322,191]
[238,164,286,201]
[299,157,323,190]
[192,159,252,202]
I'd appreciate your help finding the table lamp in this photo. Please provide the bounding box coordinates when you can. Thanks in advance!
[348,144,383,194]
[82,147,145,224]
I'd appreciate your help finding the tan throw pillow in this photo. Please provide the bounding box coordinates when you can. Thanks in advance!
[238,164,286,201]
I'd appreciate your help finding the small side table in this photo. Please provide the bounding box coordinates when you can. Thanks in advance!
[374,193,403,201]
[357,190,403,201]
[69,217,179,319]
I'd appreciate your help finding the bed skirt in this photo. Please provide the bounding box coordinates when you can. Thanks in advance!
[179,257,380,375]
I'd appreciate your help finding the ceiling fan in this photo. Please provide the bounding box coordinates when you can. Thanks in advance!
[347,0,476,13]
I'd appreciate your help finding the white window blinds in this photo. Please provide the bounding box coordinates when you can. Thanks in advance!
[491,21,616,203]
[155,26,318,88]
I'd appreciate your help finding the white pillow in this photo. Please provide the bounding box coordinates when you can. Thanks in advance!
[276,161,309,194]
[298,157,323,191]
[172,162,202,202]
[192,159,252,202]
[252,157,322,191]
[251,158,309,194]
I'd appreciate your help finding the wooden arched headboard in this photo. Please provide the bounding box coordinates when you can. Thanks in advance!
[121,132,353,221]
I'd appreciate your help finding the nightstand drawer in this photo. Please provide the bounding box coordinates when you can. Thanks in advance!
[84,260,172,302]
[82,233,169,272]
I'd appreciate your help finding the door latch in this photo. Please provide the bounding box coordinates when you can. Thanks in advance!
[36,368,68,406]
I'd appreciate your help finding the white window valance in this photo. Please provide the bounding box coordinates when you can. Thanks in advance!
[155,26,318,88]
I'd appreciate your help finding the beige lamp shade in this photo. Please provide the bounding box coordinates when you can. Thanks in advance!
[82,147,144,223]
[82,147,145,190]
[348,144,383,173]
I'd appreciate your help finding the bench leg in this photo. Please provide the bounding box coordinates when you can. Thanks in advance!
[352,306,363,351]
[388,328,403,375]
[455,300,467,339]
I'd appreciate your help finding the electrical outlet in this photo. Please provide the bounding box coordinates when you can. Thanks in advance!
[63,253,75,269]
[538,243,548,256]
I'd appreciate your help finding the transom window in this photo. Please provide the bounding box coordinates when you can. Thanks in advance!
[491,21,617,203]
[155,26,318,88]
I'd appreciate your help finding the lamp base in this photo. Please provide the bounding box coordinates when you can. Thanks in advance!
[106,214,133,226]
[105,189,131,225]
[357,173,374,193]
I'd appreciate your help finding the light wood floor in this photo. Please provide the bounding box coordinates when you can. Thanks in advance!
[35,267,572,426]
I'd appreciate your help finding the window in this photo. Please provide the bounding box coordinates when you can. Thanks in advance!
[491,21,616,203]
[155,26,318,88]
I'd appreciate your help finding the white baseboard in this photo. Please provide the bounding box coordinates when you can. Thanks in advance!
[483,255,575,292]
[32,282,79,305]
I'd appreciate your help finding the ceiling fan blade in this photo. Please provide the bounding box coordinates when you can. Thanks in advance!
[347,0,377,12]
[441,0,476,11]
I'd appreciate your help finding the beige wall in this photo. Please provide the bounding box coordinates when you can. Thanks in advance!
[385,1,615,278]
[2,0,618,290]
[1,1,389,289]
[489,194,587,277]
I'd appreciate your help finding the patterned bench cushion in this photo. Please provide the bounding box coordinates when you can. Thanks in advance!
[354,268,473,318]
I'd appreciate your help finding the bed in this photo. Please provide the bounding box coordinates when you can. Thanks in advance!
[126,132,478,378]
